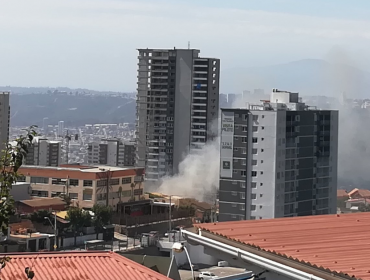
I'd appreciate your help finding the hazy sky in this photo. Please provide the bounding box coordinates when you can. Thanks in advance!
[2,0,370,91]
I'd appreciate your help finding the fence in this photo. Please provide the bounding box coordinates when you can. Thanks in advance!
[62,233,103,248]
[112,209,192,226]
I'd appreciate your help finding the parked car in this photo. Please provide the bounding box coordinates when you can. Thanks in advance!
[199,271,218,279]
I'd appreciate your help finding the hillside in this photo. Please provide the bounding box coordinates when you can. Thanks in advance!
[9,93,136,127]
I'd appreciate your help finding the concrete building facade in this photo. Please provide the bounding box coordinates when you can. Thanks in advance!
[18,164,145,210]
[58,121,64,137]
[23,137,62,167]
[0,92,10,153]
[87,139,136,167]
[219,89,339,222]
[136,48,220,181]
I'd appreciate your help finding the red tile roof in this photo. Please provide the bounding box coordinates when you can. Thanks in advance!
[348,188,370,198]
[197,213,370,280]
[337,189,348,198]
[0,251,171,280]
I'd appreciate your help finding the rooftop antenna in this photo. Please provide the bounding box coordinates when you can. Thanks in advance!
[188,41,190,49]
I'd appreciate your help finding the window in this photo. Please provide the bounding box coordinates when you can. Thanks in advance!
[252,137,258,143]
[69,179,79,186]
[97,180,107,187]
[251,182,257,188]
[52,178,66,185]
[31,190,48,197]
[241,171,246,177]
[262,115,265,118]
[260,183,263,186]
[252,126,258,132]
[252,171,257,177]
[110,178,120,185]
[121,190,131,197]
[252,148,257,154]
[261,149,264,152]
[243,114,248,120]
[83,180,93,187]
[122,177,132,184]
[260,205,263,209]
[232,180,237,185]
[252,159,257,165]
[233,169,238,174]
[83,190,92,201]
[250,216,256,220]
[252,115,258,121]
[17,175,26,182]
[242,126,248,132]
[234,137,239,141]
[234,147,238,152]
[134,189,143,196]
[242,148,247,154]
[251,205,256,211]
[240,182,246,188]
[262,126,264,130]
[69,193,78,200]
[251,194,257,199]
[240,193,245,199]
[261,138,264,141]
[260,194,263,198]
[240,204,245,210]
[242,137,247,143]
[242,159,246,165]
[231,191,237,196]
[30,177,49,184]
[260,171,263,175]
[261,160,264,163]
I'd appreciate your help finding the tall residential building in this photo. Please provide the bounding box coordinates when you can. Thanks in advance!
[136,48,220,181]
[87,139,136,167]
[0,92,10,153]
[23,137,62,167]
[219,89,338,222]
[58,121,64,137]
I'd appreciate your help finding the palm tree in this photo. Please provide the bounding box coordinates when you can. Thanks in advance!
[96,169,113,207]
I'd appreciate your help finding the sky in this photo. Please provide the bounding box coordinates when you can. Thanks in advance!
[2,0,370,92]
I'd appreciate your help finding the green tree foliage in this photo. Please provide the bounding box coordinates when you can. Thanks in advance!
[0,126,37,279]
[30,210,51,223]
[66,207,91,246]
[92,204,112,236]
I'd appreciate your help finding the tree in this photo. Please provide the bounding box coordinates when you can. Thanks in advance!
[0,126,37,279]
[66,207,91,246]
[92,204,112,238]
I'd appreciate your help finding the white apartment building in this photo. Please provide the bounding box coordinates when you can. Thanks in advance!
[136,48,220,181]
[219,89,339,221]
[22,137,62,167]
[0,92,10,153]
[87,139,135,167]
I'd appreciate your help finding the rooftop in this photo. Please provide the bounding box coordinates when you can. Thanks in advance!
[19,197,66,208]
[197,212,370,280]
[0,251,171,280]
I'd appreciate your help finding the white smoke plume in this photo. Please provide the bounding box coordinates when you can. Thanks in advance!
[157,137,220,202]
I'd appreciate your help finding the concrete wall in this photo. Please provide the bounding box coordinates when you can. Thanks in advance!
[11,183,31,201]
[173,50,194,174]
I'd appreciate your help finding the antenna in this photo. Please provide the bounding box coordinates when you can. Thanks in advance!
[188,41,190,49]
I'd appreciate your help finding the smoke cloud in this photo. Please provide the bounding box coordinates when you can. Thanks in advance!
[157,137,220,202]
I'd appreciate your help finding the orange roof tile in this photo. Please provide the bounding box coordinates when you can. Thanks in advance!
[0,251,171,280]
[197,213,370,280]
[337,189,348,198]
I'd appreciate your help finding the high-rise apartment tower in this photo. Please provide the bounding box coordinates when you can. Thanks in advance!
[22,137,62,167]
[219,89,338,221]
[0,92,10,153]
[136,48,220,181]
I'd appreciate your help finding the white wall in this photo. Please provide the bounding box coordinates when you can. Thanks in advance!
[107,141,118,166]
[250,111,278,219]
[38,140,49,166]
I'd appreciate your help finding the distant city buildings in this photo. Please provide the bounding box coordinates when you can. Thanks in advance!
[58,121,64,137]
[87,139,135,167]
[0,92,10,153]
[22,137,62,167]
[136,48,220,181]
[219,89,338,221]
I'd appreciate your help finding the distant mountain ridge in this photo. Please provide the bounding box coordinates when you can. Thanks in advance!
[220,59,370,98]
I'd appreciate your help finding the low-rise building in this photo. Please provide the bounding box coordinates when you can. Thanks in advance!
[18,164,145,210]
[0,251,171,280]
